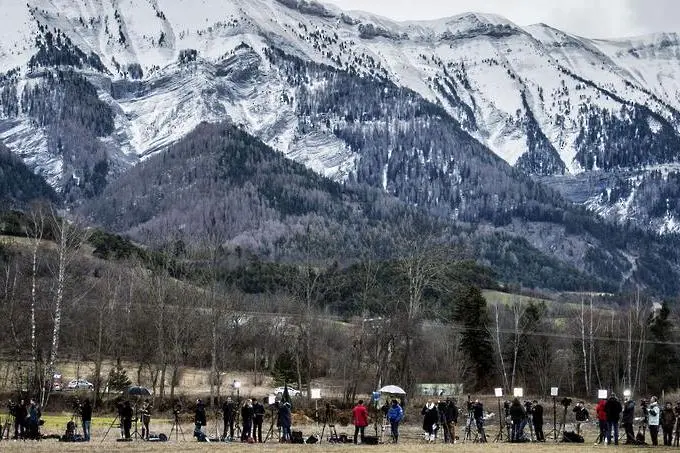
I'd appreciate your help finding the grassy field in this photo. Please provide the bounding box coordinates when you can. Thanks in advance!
[2,415,673,452]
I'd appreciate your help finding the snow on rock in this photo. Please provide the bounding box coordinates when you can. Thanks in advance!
[3,0,680,215]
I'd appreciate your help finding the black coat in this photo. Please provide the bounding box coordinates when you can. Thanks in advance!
[195,403,206,426]
[509,402,525,422]
[278,404,291,428]
[622,401,635,424]
[121,404,133,421]
[604,397,622,422]
[421,405,439,431]
[253,402,265,421]
[445,402,459,424]
[573,406,589,422]
[532,404,544,424]
[241,404,254,422]
[222,401,235,421]
[81,402,92,422]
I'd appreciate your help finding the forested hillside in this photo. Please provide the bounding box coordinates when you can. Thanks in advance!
[0,142,57,206]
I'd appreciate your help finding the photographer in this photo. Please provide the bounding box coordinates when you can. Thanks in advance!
[253,398,265,443]
[532,400,544,441]
[194,399,207,440]
[81,399,92,441]
[622,397,635,444]
[572,401,589,435]
[277,401,292,443]
[387,399,403,443]
[473,399,487,442]
[421,401,439,443]
[595,397,607,444]
[662,401,676,446]
[604,393,622,445]
[444,399,458,444]
[352,399,369,444]
[240,399,254,442]
[14,399,27,439]
[140,399,152,441]
[509,398,525,442]
[221,397,235,441]
[121,401,133,440]
[648,396,660,446]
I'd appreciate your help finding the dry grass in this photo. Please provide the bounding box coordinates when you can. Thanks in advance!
[1,418,671,453]
[0,439,670,452]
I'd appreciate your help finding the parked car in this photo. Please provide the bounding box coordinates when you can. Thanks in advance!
[67,379,94,390]
[274,386,301,396]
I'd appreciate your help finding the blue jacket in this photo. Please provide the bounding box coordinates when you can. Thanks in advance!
[388,404,403,422]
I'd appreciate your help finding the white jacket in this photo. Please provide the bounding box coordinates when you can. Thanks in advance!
[648,402,660,426]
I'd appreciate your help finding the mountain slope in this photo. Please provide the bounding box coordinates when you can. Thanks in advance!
[2,1,680,293]
[0,141,57,206]
[3,1,680,232]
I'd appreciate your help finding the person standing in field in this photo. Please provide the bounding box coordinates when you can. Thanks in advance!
[622,397,636,444]
[352,399,369,444]
[278,401,292,442]
[648,396,661,446]
[253,398,265,443]
[662,401,676,446]
[222,397,235,440]
[387,399,403,443]
[595,397,607,444]
[604,394,622,445]
[81,399,92,441]
[572,401,589,436]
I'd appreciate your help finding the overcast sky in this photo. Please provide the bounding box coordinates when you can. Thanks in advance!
[326,0,677,39]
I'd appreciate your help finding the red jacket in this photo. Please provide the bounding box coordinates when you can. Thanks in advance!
[596,399,607,421]
[352,404,369,427]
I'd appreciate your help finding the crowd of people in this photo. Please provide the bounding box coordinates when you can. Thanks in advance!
[592,394,678,446]
[193,397,292,443]
[5,399,42,440]
[7,389,680,446]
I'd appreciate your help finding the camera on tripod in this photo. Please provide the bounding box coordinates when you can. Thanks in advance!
[72,398,82,414]
[523,401,533,413]
[560,397,572,408]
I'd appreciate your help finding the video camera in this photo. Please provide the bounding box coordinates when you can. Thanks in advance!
[674,402,680,417]
[561,397,572,408]
[466,396,474,413]
[71,398,82,413]
[524,401,533,413]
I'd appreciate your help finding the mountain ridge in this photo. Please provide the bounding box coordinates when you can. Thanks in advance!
[2,0,680,294]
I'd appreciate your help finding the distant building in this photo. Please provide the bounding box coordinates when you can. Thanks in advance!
[416,383,464,397]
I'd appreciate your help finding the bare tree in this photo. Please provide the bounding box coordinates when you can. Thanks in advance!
[41,211,90,407]
[27,205,45,389]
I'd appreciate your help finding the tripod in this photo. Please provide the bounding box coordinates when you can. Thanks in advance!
[553,403,568,442]
[525,412,535,441]
[170,411,185,441]
[673,416,680,447]
[547,397,558,441]
[101,414,121,443]
[71,409,81,436]
[493,399,505,442]
[463,409,482,443]
[264,406,279,443]
[319,404,338,443]
[130,402,143,440]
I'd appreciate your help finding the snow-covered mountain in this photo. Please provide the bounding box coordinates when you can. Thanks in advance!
[3,0,680,232]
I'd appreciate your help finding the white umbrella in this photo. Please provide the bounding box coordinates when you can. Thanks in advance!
[379,385,406,395]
